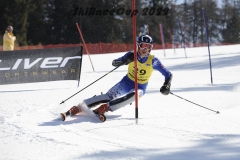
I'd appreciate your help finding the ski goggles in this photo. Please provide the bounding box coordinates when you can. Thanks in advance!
[139,43,152,50]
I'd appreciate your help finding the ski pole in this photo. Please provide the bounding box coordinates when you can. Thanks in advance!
[170,92,220,114]
[60,65,121,104]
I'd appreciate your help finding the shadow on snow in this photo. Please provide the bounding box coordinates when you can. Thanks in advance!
[75,134,240,160]
[38,114,122,126]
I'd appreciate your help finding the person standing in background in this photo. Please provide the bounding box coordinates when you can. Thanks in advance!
[3,26,16,51]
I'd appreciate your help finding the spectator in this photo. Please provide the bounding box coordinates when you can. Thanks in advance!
[3,26,16,51]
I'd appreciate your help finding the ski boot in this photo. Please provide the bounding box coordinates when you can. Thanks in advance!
[60,106,82,121]
[93,103,109,122]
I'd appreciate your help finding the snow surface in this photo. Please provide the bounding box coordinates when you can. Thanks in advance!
[0,45,240,160]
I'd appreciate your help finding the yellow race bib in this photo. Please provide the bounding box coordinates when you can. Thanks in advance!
[127,55,154,84]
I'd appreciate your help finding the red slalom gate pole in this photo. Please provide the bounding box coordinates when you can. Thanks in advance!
[159,23,166,57]
[76,23,95,72]
[132,0,138,124]
[168,28,177,55]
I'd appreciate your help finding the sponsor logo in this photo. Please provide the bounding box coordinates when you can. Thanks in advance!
[0,56,81,71]
[3,69,76,78]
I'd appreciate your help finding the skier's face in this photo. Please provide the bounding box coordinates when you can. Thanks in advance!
[139,47,148,56]
[139,47,150,58]
[138,43,152,58]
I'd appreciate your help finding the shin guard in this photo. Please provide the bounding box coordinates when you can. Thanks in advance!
[84,94,111,108]
[108,92,135,111]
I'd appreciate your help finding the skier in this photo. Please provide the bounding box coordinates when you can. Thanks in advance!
[61,35,172,122]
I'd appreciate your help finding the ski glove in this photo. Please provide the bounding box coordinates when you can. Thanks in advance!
[160,74,173,95]
[112,59,125,66]
[123,52,134,65]
[112,52,134,67]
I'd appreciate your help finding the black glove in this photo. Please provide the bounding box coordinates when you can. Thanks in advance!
[112,52,134,67]
[160,74,172,95]
[112,59,125,66]
[123,52,134,65]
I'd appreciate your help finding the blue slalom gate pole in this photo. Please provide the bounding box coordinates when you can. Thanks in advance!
[168,28,177,55]
[177,17,187,58]
[159,24,166,57]
[202,8,213,84]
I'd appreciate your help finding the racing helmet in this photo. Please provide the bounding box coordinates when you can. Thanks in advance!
[137,35,153,52]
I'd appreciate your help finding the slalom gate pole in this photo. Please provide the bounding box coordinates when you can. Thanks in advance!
[177,17,187,58]
[159,24,166,57]
[170,92,220,114]
[77,48,83,87]
[76,23,95,72]
[202,8,213,85]
[131,0,138,124]
[60,66,121,104]
[168,28,176,55]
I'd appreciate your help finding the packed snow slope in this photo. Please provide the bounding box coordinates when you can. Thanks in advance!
[1,45,240,160]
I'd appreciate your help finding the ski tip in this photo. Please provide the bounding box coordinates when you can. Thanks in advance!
[60,113,66,121]
[99,114,106,122]
[216,111,220,114]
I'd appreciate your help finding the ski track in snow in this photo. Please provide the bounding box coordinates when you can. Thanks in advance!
[1,45,240,160]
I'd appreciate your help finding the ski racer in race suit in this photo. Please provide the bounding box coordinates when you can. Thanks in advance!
[61,35,172,122]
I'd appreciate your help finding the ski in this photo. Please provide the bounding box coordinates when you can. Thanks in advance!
[60,102,106,122]
[93,110,106,122]
[60,113,67,121]
[60,111,105,122]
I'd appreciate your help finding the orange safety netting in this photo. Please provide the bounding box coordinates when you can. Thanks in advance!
[0,42,235,54]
